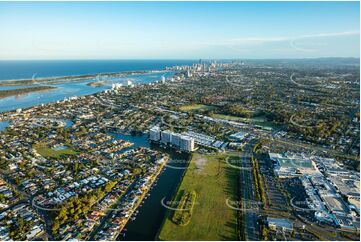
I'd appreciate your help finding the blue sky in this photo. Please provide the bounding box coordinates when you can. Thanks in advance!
[0,1,359,59]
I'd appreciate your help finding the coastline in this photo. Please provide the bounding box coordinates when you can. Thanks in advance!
[0,69,169,86]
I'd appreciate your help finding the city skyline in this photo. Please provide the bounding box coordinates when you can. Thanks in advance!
[0,1,359,60]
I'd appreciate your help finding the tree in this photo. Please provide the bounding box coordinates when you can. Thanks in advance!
[132,167,142,175]
[104,181,117,193]
[58,206,67,217]
[0,194,5,203]
[262,226,269,240]
[52,220,60,234]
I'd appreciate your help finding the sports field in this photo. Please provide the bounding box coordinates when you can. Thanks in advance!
[158,153,239,240]
[34,142,77,158]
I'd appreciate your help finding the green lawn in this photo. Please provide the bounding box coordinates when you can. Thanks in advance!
[212,113,248,122]
[253,117,279,130]
[158,153,239,240]
[179,104,215,112]
[34,142,77,158]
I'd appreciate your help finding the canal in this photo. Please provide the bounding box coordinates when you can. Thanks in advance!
[109,132,189,241]
[0,120,9,132]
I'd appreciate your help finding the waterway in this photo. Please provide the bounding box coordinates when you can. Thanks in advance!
[0,120,10,131]
[109,132,190,240]
[63,119,74,128]
[0,71,175,113]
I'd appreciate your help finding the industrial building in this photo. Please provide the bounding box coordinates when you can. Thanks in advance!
[301,174,356,229]
[266,217,293,232]
[182,131,227,151]
[229,131,249,141]
[269,152,319,178]
[269,152,360,230]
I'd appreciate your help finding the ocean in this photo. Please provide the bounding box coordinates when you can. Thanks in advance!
[0,59,197,81]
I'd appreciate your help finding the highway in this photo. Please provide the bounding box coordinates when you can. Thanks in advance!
[232,139,260,240]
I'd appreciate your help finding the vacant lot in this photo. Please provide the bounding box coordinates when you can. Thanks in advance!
[159,153,239,240]
[34,142,77,158]
[179,104,215,112]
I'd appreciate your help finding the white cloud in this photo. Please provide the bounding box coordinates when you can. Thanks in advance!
[289,30,360,52]
[221,30,360,53]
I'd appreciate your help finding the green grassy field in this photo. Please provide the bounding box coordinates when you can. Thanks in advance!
[34,142,77,158]
[212,113,248,122]
[254,120,280,130]
[158,153,239,240]
[179,104,215,112]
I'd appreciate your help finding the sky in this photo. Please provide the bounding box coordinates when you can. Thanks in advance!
[0,1,359,60]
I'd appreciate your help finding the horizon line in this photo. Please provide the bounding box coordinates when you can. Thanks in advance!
[0,57,359,61]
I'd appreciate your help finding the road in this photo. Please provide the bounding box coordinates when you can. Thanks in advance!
[230,139,260,240]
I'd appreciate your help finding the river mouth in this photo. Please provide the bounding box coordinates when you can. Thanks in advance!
[109,133,190,241]
[0,70,175,113]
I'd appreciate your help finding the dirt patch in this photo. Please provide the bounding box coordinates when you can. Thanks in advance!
[194,157,207,172]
